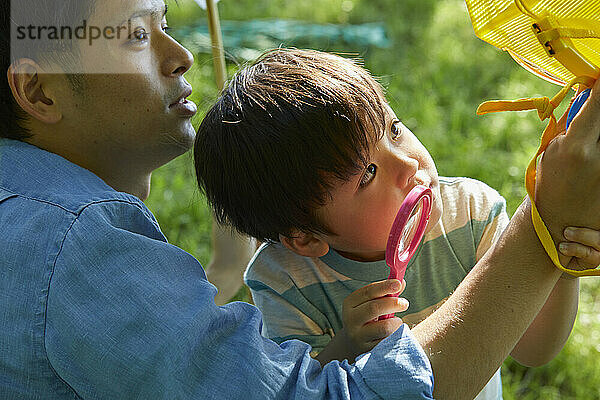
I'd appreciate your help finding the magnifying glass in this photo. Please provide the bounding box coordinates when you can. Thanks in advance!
[379,185,433,320]
[566,88,591,130]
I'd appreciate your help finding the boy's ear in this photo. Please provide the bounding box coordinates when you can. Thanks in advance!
[7,58,62,124]
[279,231,330,258]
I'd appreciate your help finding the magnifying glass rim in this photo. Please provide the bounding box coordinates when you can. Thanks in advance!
[385,185,433,281]
[377,185,433,321]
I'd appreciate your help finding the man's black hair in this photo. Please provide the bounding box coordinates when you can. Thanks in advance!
[0,0,96,140]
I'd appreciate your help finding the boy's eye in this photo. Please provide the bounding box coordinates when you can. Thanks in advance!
[359,163,377,187]
[391,120,402,140]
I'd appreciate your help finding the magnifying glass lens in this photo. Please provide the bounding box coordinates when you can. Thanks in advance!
[379,185,433,321]
[397,200,424,256]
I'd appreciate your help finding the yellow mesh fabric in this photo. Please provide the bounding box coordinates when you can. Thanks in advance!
[465,0,600,85]
[466,0,600,276]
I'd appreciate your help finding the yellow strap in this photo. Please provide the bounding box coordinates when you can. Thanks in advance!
[536,27,600,44]
[514,0,600,44]
[479,75,600,277]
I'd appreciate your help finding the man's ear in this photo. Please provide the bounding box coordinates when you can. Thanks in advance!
[279,230,330,258]
[7,58,62,124]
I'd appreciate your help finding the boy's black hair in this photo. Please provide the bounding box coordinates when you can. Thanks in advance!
[0,0,96,141]
[195,48,388,242]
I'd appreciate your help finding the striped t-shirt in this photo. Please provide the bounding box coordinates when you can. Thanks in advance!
[245,177,509,400]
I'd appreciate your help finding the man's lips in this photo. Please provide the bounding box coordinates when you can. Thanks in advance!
[170,87,193,107]
[169,87,197,116]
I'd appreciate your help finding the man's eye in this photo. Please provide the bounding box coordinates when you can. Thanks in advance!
[130,28,149,41]
[359,163,377,187]
[391,120,402,140]
[162,25,172,34]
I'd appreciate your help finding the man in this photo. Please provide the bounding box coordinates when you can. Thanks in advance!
[1,0,598,399]
[0,1,432,398]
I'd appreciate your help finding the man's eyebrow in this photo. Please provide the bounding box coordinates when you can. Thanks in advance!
[116,4,167,26]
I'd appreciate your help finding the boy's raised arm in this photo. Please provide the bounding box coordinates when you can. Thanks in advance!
[412,78,600,400]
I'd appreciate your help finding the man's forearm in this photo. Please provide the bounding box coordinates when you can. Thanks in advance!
[412,199,563,399]
[510,274,579,366]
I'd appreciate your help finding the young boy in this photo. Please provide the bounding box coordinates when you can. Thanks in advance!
[194,48,599,400]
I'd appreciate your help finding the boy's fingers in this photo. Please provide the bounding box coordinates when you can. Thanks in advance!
[559,243,600,266]
[353,296,409,325]
[564,227,600,250]
[362,317,403,342]
[345,279,404,308]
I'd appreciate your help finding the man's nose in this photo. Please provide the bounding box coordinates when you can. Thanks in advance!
[161,36,194,77]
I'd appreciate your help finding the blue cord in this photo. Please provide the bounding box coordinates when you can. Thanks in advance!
[566,89,591,130]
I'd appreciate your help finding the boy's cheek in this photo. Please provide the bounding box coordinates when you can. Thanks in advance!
[357,219,396,250]
[329,222,390,254]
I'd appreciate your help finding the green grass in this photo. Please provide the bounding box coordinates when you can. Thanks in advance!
[502,278,600,400]
[147,0,600,397]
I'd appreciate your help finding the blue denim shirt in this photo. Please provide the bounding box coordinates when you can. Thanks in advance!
[0,138,434,399]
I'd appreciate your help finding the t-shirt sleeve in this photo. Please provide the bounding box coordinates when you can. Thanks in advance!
[473,189,510,262]
[45,201,434,399]
[245,249,334,355]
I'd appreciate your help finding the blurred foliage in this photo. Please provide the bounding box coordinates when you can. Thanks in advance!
[176,20,390,62]
[146,0,600,397]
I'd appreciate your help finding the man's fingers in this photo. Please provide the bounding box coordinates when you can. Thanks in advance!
[344,279,405,308]
[559,243,600,267]
[564,227,600,250]
[566,256,600,272]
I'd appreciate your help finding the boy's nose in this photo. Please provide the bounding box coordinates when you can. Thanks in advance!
[393,155,419,189]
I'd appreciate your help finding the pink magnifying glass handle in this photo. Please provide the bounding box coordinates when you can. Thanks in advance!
[379,185,433,320]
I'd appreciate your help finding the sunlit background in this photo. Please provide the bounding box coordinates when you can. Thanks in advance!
[144,1,600,398]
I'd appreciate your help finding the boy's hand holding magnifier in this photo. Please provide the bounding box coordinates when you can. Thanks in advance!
[317,186,433,365]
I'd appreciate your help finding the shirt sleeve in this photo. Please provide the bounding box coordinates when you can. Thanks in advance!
[474,193,510,262]
[245,249,337,355]
[248,277,334,355]
[44,201,434,400]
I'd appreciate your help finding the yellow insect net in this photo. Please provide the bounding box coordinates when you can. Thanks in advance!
[465,0,600,276]
[466,0,600,85]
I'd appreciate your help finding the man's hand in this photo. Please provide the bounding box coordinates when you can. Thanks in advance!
[560,226,600,270]
[536,78,600,255]
[337,279,409,357]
